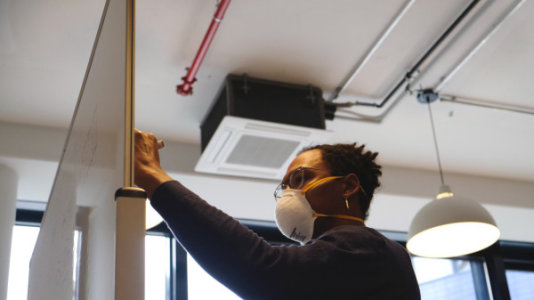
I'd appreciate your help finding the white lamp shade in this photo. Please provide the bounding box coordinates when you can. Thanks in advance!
[407,195,500,258]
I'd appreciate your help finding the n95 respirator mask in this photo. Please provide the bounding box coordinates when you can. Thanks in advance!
[275,176,365,244]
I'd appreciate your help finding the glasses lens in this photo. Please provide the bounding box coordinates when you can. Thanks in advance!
[290,167,315,190]
[275,168,320,201]
[288,168,301,189]
[275,183,287,201]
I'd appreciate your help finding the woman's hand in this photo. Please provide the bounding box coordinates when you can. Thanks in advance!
[134,129,173,198]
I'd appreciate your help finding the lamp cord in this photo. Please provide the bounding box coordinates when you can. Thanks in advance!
[427,101,445,185]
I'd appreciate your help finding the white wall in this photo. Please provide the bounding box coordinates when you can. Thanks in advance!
[1,121,533,243]
[157,139,534,243]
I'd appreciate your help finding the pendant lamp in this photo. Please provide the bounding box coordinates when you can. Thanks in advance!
[406,90,500,258]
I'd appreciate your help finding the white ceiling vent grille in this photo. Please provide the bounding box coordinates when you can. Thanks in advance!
[225,135,300,168]
[195,116,330,180]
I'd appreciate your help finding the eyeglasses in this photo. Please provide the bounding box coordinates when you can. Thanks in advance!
[274,167,338,201]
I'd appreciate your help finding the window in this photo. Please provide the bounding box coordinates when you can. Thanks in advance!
[505,270,534,300]
[187,253,241,300]
[7,225,40,300]
[146,234,172,300]
[8,218,172,300]
[7,224,81,300]
[9,210,534,300]
[411,257,489,300]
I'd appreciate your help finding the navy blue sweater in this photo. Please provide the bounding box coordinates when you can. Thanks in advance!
[151,180,421,300]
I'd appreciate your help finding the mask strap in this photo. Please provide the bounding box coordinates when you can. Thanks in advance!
[301,176,344,194]
[313,213,364,224]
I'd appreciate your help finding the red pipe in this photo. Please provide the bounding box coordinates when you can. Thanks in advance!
[177,0,232,95]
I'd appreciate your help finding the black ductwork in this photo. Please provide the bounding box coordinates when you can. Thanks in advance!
[200,74,333,150]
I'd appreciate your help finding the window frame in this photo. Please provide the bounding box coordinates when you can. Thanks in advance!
[14,209,534,300]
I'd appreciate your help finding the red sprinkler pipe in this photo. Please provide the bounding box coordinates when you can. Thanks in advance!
[177,0,232,95]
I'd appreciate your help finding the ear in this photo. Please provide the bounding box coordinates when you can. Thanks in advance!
[343,173,361,198]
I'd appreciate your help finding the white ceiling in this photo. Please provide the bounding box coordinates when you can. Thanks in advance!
[1,0,533,194]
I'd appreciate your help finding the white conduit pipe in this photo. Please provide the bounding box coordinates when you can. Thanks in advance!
[329,0,416,101]
[440,94,534,115]
[434,0,527,92]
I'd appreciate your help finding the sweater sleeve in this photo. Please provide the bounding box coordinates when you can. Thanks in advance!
[150,180,299,299]
[149,180,421,300]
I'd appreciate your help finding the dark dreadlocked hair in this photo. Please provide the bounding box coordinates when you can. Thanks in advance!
[300,143,382,220]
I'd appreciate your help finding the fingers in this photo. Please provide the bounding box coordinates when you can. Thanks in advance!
[135,129,165,153]
[133,129,172,197]
[134,128,149,142]
[134,128,160,166]
[135,128,156,143]
[135,129,156,149]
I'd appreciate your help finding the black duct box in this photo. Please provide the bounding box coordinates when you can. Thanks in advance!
[201,74,329,151]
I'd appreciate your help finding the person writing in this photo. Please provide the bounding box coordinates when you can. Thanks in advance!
[135,129,421,299]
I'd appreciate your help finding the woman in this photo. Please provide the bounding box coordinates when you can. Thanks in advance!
[135,129,420,299]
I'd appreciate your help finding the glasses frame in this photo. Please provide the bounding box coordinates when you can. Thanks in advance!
[274,167,330,201]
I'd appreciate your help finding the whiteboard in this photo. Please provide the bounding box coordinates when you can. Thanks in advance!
[28,0,135,299]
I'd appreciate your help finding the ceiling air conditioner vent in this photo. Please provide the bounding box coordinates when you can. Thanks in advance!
[195,116,329,179]
[225,135,300,168]
[195,74,332,180]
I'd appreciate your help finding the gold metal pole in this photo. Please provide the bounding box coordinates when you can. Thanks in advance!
[116,0,145,299]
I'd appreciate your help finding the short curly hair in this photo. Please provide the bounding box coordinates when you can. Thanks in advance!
[300,143,382,219]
